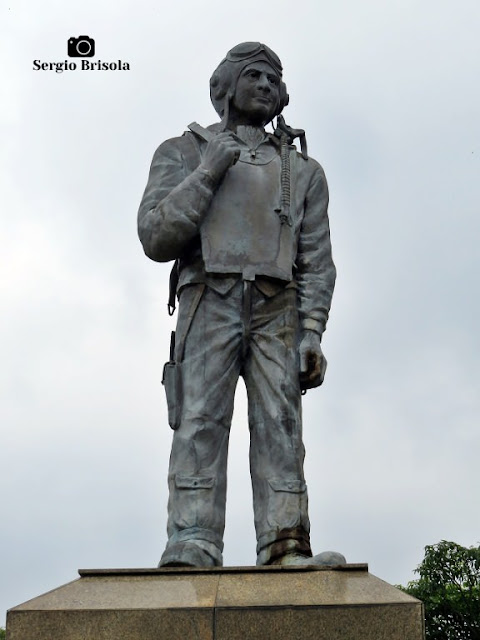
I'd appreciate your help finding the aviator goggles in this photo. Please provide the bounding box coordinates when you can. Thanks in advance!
[224,42,283,77]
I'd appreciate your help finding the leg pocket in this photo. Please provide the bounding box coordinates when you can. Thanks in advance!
[266,477,307,530]
[171,474,217,530]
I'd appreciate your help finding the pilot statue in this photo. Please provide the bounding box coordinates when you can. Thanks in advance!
[138,42,341,568]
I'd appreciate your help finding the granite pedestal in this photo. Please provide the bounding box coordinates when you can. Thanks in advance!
[7,564,424,639]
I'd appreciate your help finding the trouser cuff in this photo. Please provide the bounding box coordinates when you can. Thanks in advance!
[169,527,224,550]
[161,527,224,567]
[256,526,312,566]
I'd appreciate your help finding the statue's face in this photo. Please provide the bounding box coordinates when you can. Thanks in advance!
[231,61,280,126]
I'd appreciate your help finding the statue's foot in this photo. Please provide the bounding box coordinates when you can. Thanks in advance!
[159,542,218,568]
[272,551,347,566]
[310,551,347,565]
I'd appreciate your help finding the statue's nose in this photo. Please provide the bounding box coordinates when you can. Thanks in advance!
[257,73,271,92]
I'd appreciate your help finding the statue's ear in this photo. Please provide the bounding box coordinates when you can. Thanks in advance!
[277,81,289,114]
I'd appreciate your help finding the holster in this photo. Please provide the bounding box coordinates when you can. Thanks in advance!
[162,331,181,430]
[161,284,206,430]
[162,363,182,430]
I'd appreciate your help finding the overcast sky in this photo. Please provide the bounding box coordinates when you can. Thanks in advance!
[2,0,479,626]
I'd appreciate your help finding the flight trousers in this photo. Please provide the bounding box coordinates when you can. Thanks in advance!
[160,280,312,567]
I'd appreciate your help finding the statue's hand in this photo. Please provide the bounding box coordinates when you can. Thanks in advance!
[200,132,241,183]
[299,330,327,391]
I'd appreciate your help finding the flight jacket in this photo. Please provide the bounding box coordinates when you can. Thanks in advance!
[137,123,336,337]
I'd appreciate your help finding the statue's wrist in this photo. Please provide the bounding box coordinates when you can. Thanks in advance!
[197,166,219,188]
[301,328,322,344]
[300,320,323,338]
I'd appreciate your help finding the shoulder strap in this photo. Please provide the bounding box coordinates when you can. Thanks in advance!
[166,126,206,316]
[188,121,214,143]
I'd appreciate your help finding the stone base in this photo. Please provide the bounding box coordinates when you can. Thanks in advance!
[7,564,424,640]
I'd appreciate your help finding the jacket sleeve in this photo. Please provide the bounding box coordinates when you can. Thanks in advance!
[296,161,336,338]
[137,136,215,262]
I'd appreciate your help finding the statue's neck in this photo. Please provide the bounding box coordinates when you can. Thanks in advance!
[233,125,267,150]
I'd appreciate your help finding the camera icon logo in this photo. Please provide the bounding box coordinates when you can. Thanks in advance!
[68,36,95,58]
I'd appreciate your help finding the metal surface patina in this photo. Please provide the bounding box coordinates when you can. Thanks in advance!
[138,42,341,568]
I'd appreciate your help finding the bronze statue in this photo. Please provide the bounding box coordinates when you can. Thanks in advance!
[138,42,342,567]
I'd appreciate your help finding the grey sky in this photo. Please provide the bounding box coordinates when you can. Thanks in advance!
[2,0,480,626]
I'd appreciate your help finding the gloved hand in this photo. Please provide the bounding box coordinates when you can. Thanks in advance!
[299,330,327,391]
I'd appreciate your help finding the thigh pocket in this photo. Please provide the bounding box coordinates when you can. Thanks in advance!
[266,478,307,529]
[172,475,216,530]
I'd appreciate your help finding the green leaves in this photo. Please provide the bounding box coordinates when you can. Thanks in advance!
[400,541,480,640]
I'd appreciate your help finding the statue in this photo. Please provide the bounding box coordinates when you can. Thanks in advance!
[138,42,342,568]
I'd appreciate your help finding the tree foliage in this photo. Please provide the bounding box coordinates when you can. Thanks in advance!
[0,628,5,640]
[400,540,480,640]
